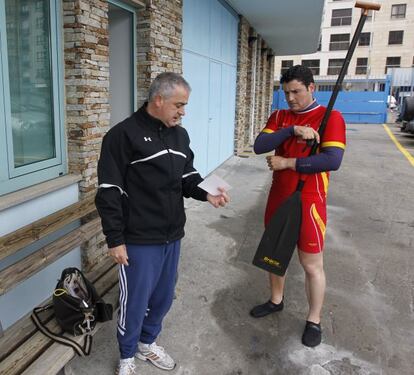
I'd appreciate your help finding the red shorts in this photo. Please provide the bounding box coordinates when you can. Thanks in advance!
[264,192,327,253]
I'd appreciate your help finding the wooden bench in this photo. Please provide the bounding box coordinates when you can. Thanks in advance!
[0,196,118,375]
[0,258,118,375]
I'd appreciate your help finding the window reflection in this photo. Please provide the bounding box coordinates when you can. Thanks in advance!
[6,0,55,168]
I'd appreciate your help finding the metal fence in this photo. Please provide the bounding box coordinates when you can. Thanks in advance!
[272,80,389,124]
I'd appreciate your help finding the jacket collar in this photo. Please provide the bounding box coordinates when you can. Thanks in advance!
[135,102,171,134]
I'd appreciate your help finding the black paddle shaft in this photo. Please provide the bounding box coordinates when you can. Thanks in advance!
[307,3,381,159]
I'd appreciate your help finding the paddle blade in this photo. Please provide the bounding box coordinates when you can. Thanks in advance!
[252,191,302,276]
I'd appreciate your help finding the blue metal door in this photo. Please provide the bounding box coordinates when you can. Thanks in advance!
[182,0,238,176]
[220,64,237,161]
[182,52,209,174]
[207,61,222,171]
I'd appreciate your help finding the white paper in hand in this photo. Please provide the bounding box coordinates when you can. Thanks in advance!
[197,174,232,196]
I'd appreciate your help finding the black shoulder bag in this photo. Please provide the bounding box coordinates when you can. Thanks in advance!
[31,267,113,356]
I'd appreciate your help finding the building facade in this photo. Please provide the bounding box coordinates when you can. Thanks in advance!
[274,0,414,92]
[0,0,284,332]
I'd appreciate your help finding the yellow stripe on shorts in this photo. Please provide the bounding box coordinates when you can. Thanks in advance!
[311,203,326,239]
[321,172,329,196]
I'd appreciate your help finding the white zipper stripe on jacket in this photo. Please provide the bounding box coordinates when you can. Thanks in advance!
[98,183,128,197]
[182,171,198,178]
[130,148,187,164]
[130,150,168,164]
[168,149,187,158]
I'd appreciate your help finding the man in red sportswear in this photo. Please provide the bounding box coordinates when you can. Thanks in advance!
[250,65,346,347]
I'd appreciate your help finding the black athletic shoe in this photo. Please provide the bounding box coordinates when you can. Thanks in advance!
[301,321,322,347]
[249,299,284,318]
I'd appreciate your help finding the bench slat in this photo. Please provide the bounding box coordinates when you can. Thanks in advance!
[0,218,102,296]
[0,321,61,375]
[0,257,114,361]
[0,309,54,362]
[0,196,96,262]
[0,264,118,375]
[22,285,119,375]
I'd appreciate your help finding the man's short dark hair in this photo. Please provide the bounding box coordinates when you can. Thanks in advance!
[280,65,314,88]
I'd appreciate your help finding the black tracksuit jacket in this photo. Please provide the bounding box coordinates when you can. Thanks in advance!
[95,104,207,248]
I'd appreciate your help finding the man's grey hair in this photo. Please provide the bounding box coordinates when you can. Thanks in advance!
[148,72,191,101]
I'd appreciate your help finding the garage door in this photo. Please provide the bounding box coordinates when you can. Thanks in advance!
[182,0,238,177]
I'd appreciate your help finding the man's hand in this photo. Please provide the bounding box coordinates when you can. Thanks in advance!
[266,155,296,171]
[207,187,230,208]
[108,244,129,265]
[293,125,320,143]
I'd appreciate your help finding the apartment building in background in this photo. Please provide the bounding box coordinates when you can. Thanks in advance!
[274,0,414,93]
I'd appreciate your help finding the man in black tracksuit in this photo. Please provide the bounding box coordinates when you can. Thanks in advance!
[95,73,229,375]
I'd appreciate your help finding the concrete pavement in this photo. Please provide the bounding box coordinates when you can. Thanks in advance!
[67,122,414,375]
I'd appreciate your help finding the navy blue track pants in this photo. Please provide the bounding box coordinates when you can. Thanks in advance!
[117,240,180,359]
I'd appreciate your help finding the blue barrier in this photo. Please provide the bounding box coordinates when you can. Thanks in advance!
[272,89,388,124]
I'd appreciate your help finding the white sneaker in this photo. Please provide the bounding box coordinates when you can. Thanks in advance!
[136,342,176,371]
[115,357,136,375]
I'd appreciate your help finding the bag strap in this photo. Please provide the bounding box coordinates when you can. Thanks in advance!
[31,304,93,357]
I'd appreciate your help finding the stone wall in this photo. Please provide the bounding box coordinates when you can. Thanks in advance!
[253,36,263,138]
[62,0,275,269]
[136,0,183,107]
[63,0,111,270]
[234,19,275,154]
[63,0,184,269]
[245,29,258,147]
[63,0,110,198]
[234,16,250,154]
[266,54,275,116]
[259,40,269,131]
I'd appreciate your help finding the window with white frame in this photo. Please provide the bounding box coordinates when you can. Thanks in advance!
[301,59,320,76]
[385,56,400,73]
[329,33,350,51]
[281,60,293,75]
[391,4,406,19]
[355,58,368,75]
[328,59,346,75]
[0,0,65,196]
[388,30,404,45]
[331,8,352,26]
[359,32,371,46]
[317,84,336,91]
